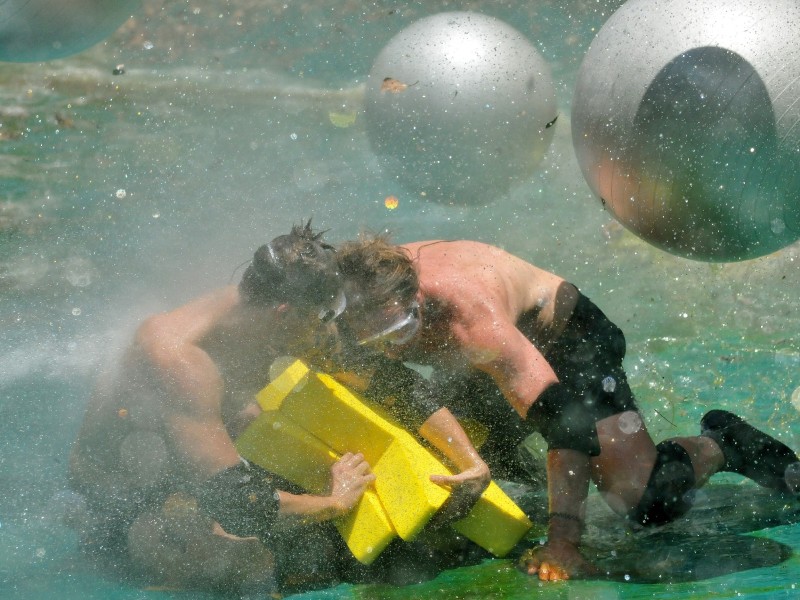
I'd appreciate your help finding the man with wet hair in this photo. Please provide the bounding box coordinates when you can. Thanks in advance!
[69,221,373,594]
[335,235,800,582]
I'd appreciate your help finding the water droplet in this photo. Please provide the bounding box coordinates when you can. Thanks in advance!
[35,548,46,558]
[618,411,643,435]
[602,376,616,393]
[64,256,96,287]
[289,132,298,140]
[115,189,127,199]
[771,218,786,234]
[624,573,630,581]
[774,350,800,366]
[143,41,154,50]
[784,462,800,494]
[791,386,800,412]
[71,307,81,316]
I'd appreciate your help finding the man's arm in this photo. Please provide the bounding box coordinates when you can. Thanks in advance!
[420,407,490,523]
[274,452,375,531]
[452,302,559,419]
[454,302,599,577]
[520,449,598,581]
[136,304,373,538]
[331,347,490,520]
[137,310,243,476]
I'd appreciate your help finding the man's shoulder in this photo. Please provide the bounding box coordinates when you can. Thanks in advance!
[134,312,175,348]
[134,286,238,345]
[406,240,519,267]
[401,239,486,253]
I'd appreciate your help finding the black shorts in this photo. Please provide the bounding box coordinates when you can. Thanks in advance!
[430,291,637,472]
[543,292,638,422]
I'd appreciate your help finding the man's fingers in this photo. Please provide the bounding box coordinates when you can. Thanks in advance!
[355,458,373,473]
[356,468,375,484]
[335,452,369,470]
[430,473,477,488]
[339,452,363,464]
[429,473,456,486]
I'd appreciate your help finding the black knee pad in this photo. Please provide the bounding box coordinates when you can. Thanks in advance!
[526,383,601,457]
[629,441,696,526]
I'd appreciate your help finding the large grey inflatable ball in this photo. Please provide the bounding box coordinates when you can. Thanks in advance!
[572,0,800,261]
[365,12,557,205]
[0,0,140,62]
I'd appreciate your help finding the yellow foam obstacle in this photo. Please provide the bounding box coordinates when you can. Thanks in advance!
[235,359,535,564]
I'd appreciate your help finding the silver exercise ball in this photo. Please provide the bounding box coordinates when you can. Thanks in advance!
[0,0,140,62]
[365,12,557,205]
[572,0,800,261]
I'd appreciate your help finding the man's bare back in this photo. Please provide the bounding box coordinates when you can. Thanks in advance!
[393,240,579,416]
[68,224,378,593]
[403,240,578,343]
[70,287,282,499]
[336,234,800,583]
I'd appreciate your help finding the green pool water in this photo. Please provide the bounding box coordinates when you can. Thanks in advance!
[2,1,799,598]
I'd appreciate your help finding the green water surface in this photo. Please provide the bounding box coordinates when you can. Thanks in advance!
[2,1,799,598]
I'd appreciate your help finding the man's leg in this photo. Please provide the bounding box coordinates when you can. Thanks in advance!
[127,492,276,593]
[590,411,660,518]
[700,410,799,492]
[591,411,724,525]
[592,410,799,527]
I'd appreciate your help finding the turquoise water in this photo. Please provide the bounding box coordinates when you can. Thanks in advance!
[2,1,800,598]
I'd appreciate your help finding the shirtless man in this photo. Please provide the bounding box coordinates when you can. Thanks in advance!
[69,224,490,593]
[69,222,377,593]
[335,235,800,581]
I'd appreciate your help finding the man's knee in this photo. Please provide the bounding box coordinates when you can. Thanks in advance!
[629,441,696,526]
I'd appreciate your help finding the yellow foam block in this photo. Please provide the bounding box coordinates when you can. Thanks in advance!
[254,358,311,412]
[270,370,450,540]
[236,411,334,492]
[333,490,395,563]
[235,408,396,564]
[452,481,533,557]
[371,439,450,539]
[243,359,534,559]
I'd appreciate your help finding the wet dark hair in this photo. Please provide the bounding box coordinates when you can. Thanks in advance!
[337,232,418,314]
[239,220,341,309]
